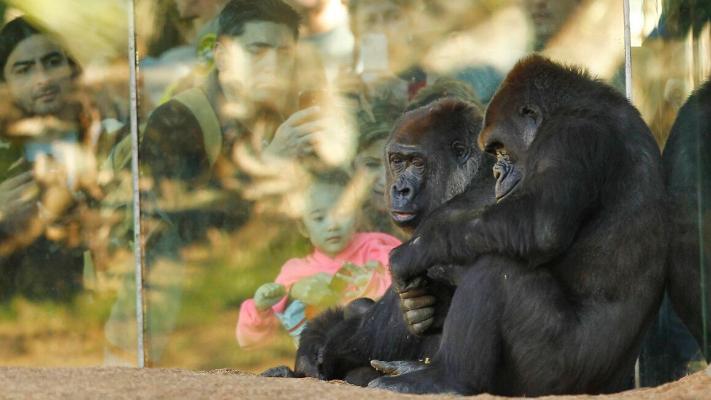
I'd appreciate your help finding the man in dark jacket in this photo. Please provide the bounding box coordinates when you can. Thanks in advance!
[140,0,329,243]
[0,17,119,300]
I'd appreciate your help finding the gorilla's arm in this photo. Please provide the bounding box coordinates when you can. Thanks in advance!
[390,123,610,284]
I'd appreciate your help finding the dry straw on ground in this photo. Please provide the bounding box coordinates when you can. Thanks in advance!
[0,367,709,399]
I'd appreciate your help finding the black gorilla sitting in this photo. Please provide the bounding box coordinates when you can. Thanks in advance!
[369,55,669,395]
[262,98,496,384]
[662,79,711,361]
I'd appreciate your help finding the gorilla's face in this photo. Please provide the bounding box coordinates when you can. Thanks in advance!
[386,99,482,233]
[480,94,542,202]
[385,140,429,231]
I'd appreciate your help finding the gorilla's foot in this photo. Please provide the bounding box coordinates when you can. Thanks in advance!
[367,365,458,394]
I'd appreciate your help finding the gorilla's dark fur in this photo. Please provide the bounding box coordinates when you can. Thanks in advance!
[369,55,669,395]
[663,79,711,361]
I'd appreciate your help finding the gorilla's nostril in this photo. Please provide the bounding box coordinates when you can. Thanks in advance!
[493,165,502,180]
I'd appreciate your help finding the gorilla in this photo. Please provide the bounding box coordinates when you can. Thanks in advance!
[262,98,496,384]
[662,79,711,361]
[369,55,669,395]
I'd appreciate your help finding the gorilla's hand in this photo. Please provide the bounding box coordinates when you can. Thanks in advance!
[390,236,430,286]
[260,365,297,378]
[395,276,436,335]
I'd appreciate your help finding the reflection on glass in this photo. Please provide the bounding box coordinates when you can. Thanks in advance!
[0,0,133,366]
[631,0,710,386]
[132,0,636,374]
[657,77,711,386]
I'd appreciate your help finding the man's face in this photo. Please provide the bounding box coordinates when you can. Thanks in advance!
[523,0,580,46]
[215,21,296,113]
[3,34,74,116]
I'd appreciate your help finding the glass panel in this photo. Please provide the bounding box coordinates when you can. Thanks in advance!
[629,0,711,387]
[0,0,135,366]
[135,0,629,372]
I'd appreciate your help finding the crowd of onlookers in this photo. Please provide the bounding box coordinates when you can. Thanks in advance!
[0,0,590,365]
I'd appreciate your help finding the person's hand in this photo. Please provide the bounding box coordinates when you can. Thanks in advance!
[264,106,324,159]
[290,272,334,306]
[254,282,287,311]
[331,261,380,297]
[0,171,40,222]
[33,155,73,221]
[332,261,369,284]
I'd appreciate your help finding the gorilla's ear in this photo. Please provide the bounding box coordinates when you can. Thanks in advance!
[519,104,542,128]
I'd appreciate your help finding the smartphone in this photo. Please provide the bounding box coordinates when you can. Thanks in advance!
[358,33,389,74]
[298,89,327,110]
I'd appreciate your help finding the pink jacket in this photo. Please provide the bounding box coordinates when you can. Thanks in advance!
[236,232,400,348]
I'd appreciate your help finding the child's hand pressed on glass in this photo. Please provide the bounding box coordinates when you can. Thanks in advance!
[290,273,335,305]
[254,283,287,310]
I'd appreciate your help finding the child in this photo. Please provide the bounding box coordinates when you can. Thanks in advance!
[236,171,400,347]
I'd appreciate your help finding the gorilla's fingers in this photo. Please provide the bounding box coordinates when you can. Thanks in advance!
[402,295,436,310]
[370,360,421,376]
[404,276,427,291]
[410,317,434,335]
[405,306,434,324]
[394,276,425,294]
[398,287,429,299]
[370,360,399,375]
[371,360,430,377]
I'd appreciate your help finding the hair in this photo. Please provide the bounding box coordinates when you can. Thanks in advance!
[0,17,40,81]
[299,168,353,221]
[218,0,301,39]
[405,77,482,111]
[356,92,406,152]
[311,168,352,189]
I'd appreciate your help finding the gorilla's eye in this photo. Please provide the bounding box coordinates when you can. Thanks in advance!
[389,154,405,169]
[411,157,425,168]
[451,142,468,159]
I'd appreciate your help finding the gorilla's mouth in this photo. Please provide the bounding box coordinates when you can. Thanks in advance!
[493,160,521,202]
[391,210,418,223]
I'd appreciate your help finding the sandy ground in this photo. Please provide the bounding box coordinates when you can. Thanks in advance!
[0,367,710,400]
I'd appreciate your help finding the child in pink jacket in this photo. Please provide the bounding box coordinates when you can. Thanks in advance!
[236,176,400,348]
